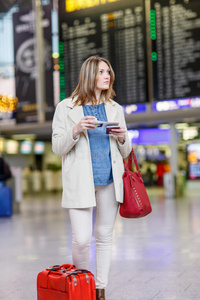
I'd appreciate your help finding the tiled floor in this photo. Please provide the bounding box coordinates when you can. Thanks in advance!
[0,182,200,300]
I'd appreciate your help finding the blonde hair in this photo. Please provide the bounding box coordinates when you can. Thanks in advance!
[71,56,115,106]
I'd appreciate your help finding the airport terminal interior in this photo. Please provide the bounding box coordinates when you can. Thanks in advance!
[1,0,200,299]
[1,182,200,299]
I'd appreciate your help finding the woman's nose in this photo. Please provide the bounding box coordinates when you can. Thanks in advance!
[105,73,109,79]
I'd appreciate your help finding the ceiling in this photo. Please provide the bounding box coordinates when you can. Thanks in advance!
[125,106,200,129]
[0,106,200,141]
[0,120,52,141]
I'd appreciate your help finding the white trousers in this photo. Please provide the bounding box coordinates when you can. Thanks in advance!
[69,182,119,289]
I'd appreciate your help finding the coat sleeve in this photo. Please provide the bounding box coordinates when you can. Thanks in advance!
[52,102,80,157]
[116,106,132,158]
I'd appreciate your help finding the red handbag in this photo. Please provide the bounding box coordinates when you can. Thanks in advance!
[119,149,152,218]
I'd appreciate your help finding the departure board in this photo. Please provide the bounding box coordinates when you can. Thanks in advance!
[59,0,147,105]
[151,0,200,101]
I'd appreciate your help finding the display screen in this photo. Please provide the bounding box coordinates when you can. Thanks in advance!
[187,143,200,179]
[59,0,148,105]
[128,128,172,145]
[151,0,200,101]
[13,5,54,123]
[6,140,19,154]
[34,141,45,154]
[20,141,32,154]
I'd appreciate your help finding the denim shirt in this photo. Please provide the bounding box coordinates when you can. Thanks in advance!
[82,103,113,186]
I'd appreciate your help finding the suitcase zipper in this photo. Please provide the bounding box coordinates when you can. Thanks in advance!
[84,272,89,283]
[71,274,77,286]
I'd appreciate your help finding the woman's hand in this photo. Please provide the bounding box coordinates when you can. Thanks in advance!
[109,126,126,144]
[73,116,97,139]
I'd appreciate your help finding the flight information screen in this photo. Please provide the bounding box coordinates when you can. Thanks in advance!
[59,0,148,105]
[151,0,200,101]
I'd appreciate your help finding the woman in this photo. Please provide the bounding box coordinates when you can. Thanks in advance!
[52,56,132,300]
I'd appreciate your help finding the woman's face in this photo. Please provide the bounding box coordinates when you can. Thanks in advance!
[95,61,110,92]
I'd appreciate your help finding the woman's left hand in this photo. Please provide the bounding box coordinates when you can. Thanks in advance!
[109,126,126,144]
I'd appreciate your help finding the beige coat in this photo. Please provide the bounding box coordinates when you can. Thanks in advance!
[52,97,132,208]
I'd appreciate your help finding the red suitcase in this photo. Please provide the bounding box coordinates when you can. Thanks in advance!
[37,264,96,300]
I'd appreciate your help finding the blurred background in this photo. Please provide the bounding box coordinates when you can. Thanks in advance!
[0,0,200,213]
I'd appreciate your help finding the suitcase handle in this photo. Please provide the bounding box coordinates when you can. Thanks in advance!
[59,264,75,271]
[46,264,75,271]
[60,268,90,273]
[46,265,60,271]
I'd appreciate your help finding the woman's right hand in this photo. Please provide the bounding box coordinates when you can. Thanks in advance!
[73,116,97,139]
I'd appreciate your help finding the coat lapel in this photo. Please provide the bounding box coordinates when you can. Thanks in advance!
[66,97,87,137]
[105,101,118,122]
[68,105,84,125]
[66,97,83,124]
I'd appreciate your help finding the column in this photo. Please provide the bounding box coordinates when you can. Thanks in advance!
[32,0,45,122]
[169,122,178,198]
[169,122,178,175]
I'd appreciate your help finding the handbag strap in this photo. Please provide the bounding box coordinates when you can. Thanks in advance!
[123,149,140,173]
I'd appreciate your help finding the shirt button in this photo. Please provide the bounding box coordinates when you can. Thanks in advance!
[113,160,116,163]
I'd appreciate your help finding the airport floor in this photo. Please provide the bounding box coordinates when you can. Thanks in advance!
[0,181,200,300]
